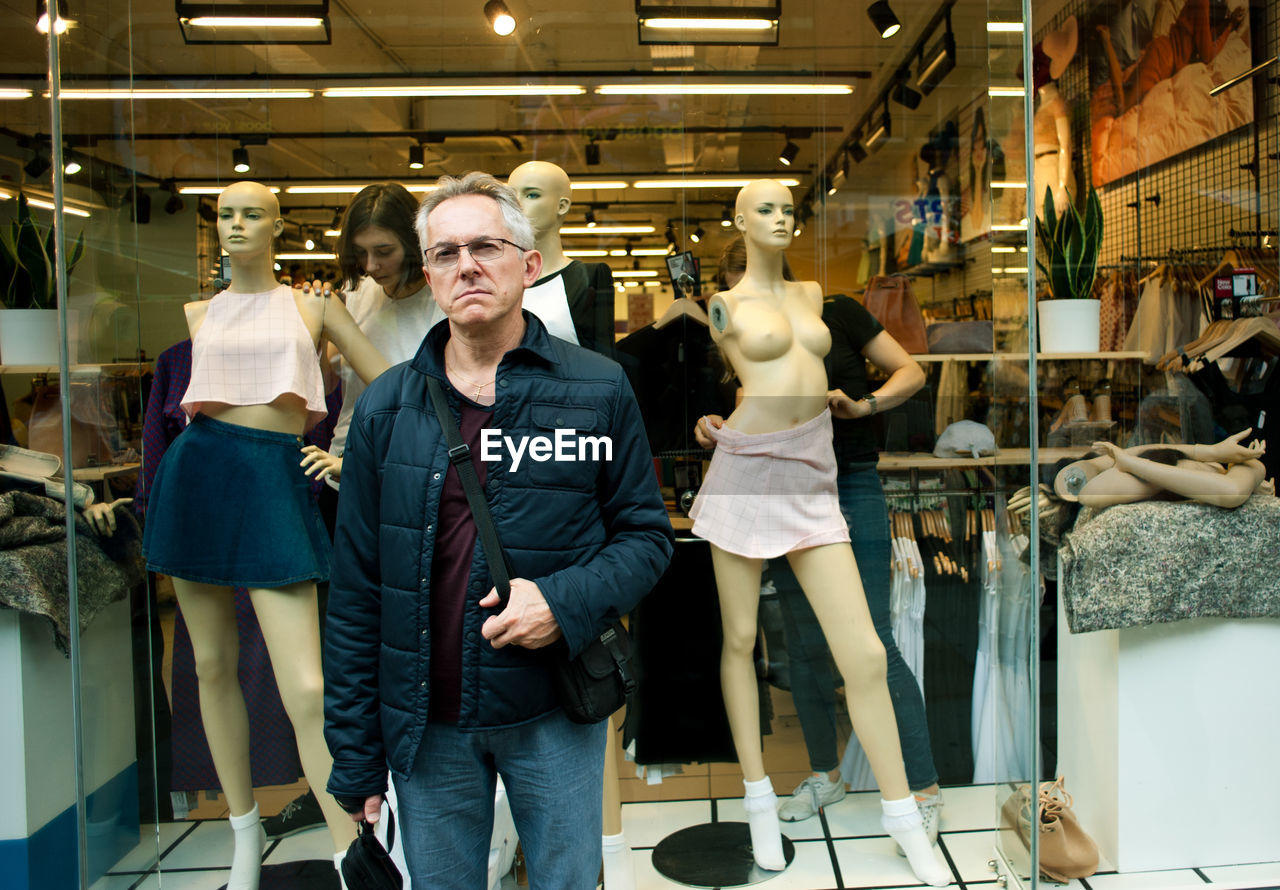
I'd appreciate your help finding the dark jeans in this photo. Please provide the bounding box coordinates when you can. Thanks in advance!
[768,462,939,790]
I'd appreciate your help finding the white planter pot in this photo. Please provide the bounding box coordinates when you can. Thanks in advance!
[0,309,78,365]
[1037,299,1100,354]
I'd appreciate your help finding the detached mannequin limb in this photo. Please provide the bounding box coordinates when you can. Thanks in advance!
[601,714,635,889]
[1033,82,1075,220]
[695,180,950,885]
[173,182,367,890]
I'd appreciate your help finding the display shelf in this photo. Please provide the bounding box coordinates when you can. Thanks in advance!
[909,351,1148,362]
[899,258,964,278]
[876,447,1088,469]
[0,362,152,375]
[63,463,141,482]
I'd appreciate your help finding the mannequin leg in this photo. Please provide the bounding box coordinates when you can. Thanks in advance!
[787,545,950,886]
[171,579,263,890]
[249,583,355,852]
[601,715,635,889]
[709,546,785,870]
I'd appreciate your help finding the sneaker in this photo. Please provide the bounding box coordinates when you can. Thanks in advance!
[262,790,325,840]
[777,774,846,822]
[895,790,943,856]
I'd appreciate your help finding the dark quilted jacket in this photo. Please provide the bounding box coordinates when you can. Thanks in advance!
[324,313,673,798]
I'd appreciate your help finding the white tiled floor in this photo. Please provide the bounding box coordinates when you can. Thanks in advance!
[92,785,1280,890]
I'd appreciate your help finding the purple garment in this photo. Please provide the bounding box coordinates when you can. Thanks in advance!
[138,339,343,791]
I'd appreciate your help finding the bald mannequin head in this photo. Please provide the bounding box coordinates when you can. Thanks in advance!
[219,180,281,220]
[734,179,795,253]
[508,161,572,241]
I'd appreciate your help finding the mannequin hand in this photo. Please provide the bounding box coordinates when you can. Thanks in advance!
[296,278,334,299]
[83,498,132,537]
[1203,429,1263,464]
[479,578,563,650]
[694,415,725,449]
[1090,440,1136,473]
[1008,484,1054,517]
[300,445,343,483]
[1259,477,1276,496]
[1227,6,1246,29]
[827,388,869,420]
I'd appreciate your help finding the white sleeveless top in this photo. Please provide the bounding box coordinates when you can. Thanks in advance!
[181,284,328,432]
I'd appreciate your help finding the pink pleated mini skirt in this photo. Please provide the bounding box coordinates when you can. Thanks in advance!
[689,409,850,559]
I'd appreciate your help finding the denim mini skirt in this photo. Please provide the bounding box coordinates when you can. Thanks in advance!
[143,413,330,587]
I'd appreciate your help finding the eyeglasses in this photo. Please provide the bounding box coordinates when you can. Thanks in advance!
[423,237,525,269]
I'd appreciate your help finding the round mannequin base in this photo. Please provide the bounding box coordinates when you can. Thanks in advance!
[652,822,795,887]
[217,860,340,890]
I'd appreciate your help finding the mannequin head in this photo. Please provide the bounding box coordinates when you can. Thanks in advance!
[337,182,426,298]
[217,181,283,258]
[734,179,795,253]
[508,161,572,240]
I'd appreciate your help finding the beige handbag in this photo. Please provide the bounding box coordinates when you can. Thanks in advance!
[1001,777,1099,884]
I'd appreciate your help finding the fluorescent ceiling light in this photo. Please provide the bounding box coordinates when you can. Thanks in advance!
[561,225,656,235]
[596,83,850,96]
[324,229,342,237]
[6,193,91,217]
[640,17,774,30]
[991,224,1027,232]
[321,85,585,97]
[179,186,281,195]
[0,89,33,99]
[994,266,1028,274]
[991,181,1027,189]
[643,281,661,287]
[186,16,325,27]
[992,246,1016,253]
[276,252,337,260]
[988,86,1026,97]
[57,88,313,99]
[623,281,640,287]
[565,250,609,257]
[284,185,366,194]
[987,22,1024,31]
[630,248,672,256]
[634,177,799,189]
[611,270,659,278]
[569,181,628,190]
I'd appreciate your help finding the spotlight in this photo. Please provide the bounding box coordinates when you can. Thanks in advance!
[917,13,957,95]
[778,137,799,167]
[721,206,733,227]
[125,186,151,225]
[690,225,705,244]
[23,139,51,179]
[36,0,71,34]
[585,209,597,227]
[233,145,251,173]
[827,157,848,196]
[331,209,343,229]
[484,0,515,36]
[864,103,891,152]
[198,201,217,223]
[162,179,185,215]
[305,234,316,250]
[63,150,82,175]
[584,140,601,166]
[891,68,922,109]
[664,221,677,246]
[867,1,900,39]
[408,143,425,170]
[850,137,869,164]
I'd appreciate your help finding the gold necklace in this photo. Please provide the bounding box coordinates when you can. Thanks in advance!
[445,360,495,401]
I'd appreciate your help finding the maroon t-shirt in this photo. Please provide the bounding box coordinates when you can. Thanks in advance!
[427,398,493,723]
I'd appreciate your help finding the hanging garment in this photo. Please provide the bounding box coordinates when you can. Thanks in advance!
[1123,275,1200,364]
[1187,356,1280,483]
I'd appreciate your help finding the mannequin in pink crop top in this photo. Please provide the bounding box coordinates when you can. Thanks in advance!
[170,181,388,888]
[693,181,950,886]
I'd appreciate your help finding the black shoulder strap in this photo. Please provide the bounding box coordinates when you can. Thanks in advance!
[426,376,511,607]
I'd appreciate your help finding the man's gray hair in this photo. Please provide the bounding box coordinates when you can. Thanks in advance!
[415,172,536,255]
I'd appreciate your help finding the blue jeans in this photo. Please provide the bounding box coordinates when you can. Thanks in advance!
[393,710,607,889]
[768,462,939,790]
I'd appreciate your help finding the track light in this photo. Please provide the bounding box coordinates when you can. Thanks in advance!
[690,225,705,244]
[721,206,733,227]
[408,143,425,170]
[484,0,515,36]
[233,145,251,173]
[63,151,82,175]
[664,221,677,246]
[163,179,185,215]
[585,209,597,228]
[584,140,601,166]
[891,68,922,109]
[917,12,957,95]
[827,157,848,196]
[778,136,799,167]
[850,136,869,164]
[867,1,900,39]
[36,0,71,34]
[23,139,51,179]
[864,103,891,152]
[305,232,316,250]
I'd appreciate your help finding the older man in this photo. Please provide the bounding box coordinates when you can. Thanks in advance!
[323,172,672,887]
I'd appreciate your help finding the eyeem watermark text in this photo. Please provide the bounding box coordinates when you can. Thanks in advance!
[480,429,613,472]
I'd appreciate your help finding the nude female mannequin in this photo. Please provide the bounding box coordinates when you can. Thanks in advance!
[1054,430,1271,508]
[167,181,387,889]
[1034,79,1074,221]
[691,180,950,886]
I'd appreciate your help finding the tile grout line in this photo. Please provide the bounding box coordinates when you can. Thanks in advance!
[817,806,845,889]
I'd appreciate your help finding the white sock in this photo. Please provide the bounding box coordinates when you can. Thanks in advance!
[334,851,349,890]
[743,777,786,871]
[228,803,265,890]
[881,796,950,887]
[601,832,636,890]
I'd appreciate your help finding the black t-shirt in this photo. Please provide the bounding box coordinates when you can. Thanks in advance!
[823,294,885,464]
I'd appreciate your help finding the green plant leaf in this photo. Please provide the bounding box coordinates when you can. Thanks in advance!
[1043,187,1058,241]
[0,224,20,309]
[68,230,85,276]
[14,204,51,310]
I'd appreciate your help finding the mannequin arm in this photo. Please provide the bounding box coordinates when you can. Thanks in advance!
[318,295,391,385]
[82,497,133,537]
[1093,441,1266,507]
[300,445,343,483]
[1054,107,1072,192]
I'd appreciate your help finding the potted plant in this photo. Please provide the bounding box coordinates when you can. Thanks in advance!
[1034,185,1102,354]
[0,192,85,364]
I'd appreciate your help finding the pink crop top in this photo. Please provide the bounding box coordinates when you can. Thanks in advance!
[181,284,328,432]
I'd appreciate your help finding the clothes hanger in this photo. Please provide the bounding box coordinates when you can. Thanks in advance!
[653,297,710,329]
